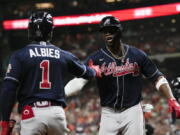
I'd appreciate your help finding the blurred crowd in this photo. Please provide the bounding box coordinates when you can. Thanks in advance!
[53,31,180,61]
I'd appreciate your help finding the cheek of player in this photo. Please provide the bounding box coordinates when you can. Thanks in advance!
[103,33,113,45]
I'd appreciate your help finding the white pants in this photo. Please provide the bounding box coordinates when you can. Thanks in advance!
[99,103,145,135]
[20,106,69,135]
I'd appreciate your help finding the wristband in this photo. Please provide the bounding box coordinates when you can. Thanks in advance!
[156,77,168,90]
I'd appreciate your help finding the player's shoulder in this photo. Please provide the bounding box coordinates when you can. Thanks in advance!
[11,46,28,57]
[83,49,102,65]
[47,42,61,50]
[59,48,73,56]
[58,48,77,59]
[88,48,103,59]
[127,44,147,56]
[12,42,57,56]
[26,41,75,58]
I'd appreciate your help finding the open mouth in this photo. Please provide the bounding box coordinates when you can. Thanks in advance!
[106,35,113,42]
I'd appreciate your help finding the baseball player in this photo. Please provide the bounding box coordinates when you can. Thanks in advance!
[0,11,101,135]
[65,16,180,135]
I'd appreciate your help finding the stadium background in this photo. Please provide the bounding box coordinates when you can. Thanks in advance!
[0,0,180,134]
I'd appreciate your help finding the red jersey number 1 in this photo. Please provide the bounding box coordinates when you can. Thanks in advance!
[40,60,51,89]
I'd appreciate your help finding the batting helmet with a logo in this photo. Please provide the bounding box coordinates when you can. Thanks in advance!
[99,16,123,32]
[28,11,54,41]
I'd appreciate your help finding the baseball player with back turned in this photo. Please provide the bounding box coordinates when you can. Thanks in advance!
[0,11,101,135]
[65,16,180,135]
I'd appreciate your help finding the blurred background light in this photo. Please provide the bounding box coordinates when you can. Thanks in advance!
[35,2,54,9]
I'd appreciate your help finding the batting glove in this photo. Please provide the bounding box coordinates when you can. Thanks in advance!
[168,98,180,118]
[0,120,16,135]
[88,59,102,78]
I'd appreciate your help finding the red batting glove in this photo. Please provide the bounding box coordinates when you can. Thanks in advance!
[0,121,11,135]
[0,120,16,135]
[168,98,180,118]
[88,59,101,78]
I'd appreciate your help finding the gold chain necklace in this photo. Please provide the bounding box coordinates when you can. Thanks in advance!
[106,44,125,60]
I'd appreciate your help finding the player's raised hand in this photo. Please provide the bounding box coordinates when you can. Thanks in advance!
[88,59,102,78]
[168,98,180,118]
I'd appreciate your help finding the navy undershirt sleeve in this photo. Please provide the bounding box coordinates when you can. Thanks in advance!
[0,80,18,121]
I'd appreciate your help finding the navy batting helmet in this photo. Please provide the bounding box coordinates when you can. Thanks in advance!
[28,11,53,41]
[99,16,123,32]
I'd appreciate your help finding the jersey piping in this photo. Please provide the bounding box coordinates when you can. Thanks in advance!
[79,65,87,77]
[146,69,159,79]
[4,76,20,83]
